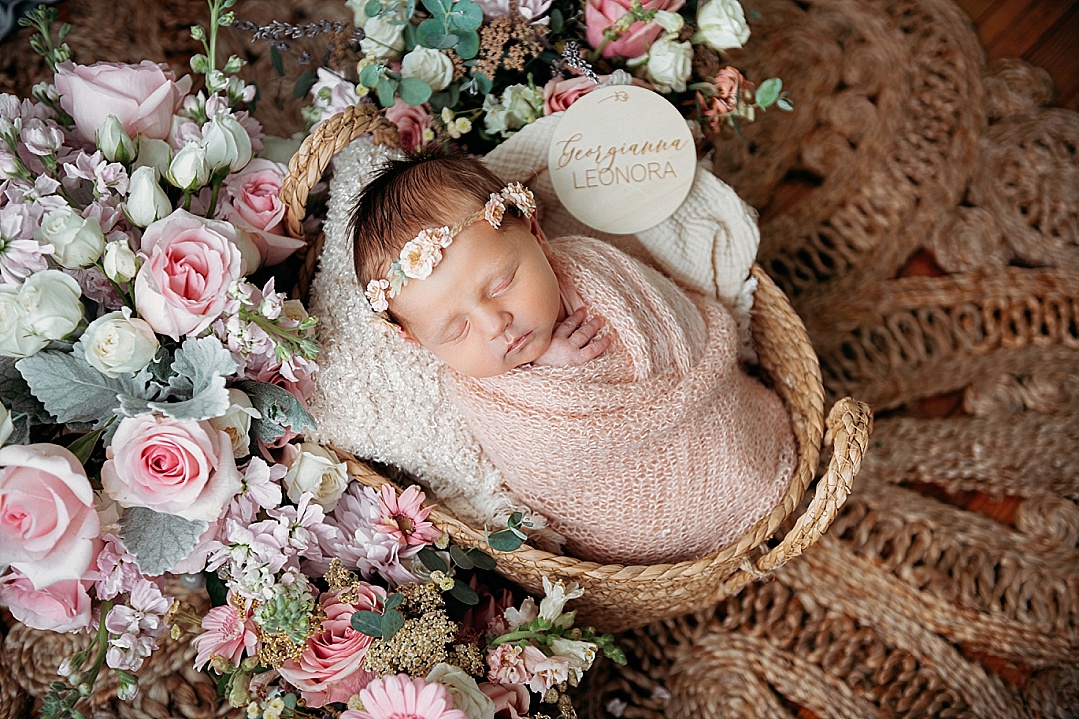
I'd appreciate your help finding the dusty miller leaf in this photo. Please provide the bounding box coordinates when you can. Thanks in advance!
[236,380,315,443]
[0,357,50,424]
[146,337,236,421]
[118,507,208,576]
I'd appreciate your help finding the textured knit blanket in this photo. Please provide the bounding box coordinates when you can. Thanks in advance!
[450,236,796,565]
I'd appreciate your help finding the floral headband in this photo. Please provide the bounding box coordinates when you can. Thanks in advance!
[364,182,537,316]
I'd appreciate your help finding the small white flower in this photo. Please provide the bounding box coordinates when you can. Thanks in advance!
[632,36,693,93]
[282,443,350,511]
[365,278,390,312]
[125,166,172,228]
[694,0,751,52]
[35,205,105,269]
[20,118,64,157]
[79,308,159,378]
[653,10,685,33]
[102,241,139,283]
[538,577,584,622]
[201,114,253,173]
[400,46,454,92]
[0,286,47,358]
[167,141,210,191]
[426,663,497,719]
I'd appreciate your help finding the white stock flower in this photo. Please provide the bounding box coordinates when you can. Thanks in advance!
[79,309,159,378]
[208,388,258,458]
[97,115,136,164]
[17,269,83,342]
[400,47,454,92]
[426,663,497,719]
[0,399,13,446]
[201,114,253,173]
[360,15,407,60]
[35,205,105,269]
[538,577,584,622]
[0,286,47,358]
[549,636,597,682]
[167,141,210,190]
[125,166,173,228]
[632,36,693,93]
[20,118,64,157]
[694,0,751,52]
[282,443,349,511]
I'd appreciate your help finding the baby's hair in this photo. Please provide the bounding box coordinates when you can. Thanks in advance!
[349,148,508,288]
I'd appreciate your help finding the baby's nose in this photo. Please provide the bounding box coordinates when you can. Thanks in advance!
[479,308,512,339]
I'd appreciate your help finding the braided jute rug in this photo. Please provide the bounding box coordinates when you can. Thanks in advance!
[2,0,1077,717]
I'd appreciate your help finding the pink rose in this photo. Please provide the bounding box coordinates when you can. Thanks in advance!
[101,414,242,523]
[584,0,686,59]
[0,443,101,589]
[0,571,94,632]
[384,100,431,153]
[222,159,305,266]
[55,60,192,143]
[278,585,386,707]
[134,209,243,339]
[542,75,653,114]
[479,681,531,719]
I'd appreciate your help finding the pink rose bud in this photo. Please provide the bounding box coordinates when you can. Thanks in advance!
[584,0,686,59]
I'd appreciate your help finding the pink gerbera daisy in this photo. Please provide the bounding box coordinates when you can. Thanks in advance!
[341,674,467,719]
[375,485,441,547]
[192,603,259,670]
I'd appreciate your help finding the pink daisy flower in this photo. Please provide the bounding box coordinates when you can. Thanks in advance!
[375,485,441,548]
[192,602,259,670]
[341,674,467,719]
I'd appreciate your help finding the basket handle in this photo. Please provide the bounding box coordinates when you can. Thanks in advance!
[720,397,873,593]
[280,103,400,240]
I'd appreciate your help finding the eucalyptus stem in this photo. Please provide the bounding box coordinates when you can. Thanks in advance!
[75,600,113,699]
[488,627,543,647]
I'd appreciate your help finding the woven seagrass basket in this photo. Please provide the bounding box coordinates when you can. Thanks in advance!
[280,103,874,633]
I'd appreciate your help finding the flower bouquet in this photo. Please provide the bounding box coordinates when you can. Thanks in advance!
[0,3,620,718]
[271,0,791,152]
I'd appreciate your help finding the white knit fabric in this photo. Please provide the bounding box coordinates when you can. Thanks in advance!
[307,119,764,543]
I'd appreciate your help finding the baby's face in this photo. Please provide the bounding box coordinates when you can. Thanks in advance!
[389,212,564,378]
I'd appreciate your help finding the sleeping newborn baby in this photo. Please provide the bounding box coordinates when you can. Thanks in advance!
[350,151,795,565]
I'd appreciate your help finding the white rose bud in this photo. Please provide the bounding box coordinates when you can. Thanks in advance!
[125,166,173,228]
[97,114,136,164]
[694,0,751,52]
[17,269,83,342]
[35,205,106,269]
[633,36,693,93]
[103,241,139,283]
[0,399,14,446]
[208,388,258,458]
[400,47,454,92]
[0,287,47,358]
[133,137,172,176]
[79,309,159,378]
[425,664,497,719]
[653,10,685,33]
[201,114,253,173]
[360,14,407,60]
[167,141,210,191]
[282,442,349,511]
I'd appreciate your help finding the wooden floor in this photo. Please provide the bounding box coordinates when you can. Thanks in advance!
[957,0,1079,110]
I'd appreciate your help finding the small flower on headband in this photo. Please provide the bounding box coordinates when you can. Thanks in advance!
[363,182,537,318]
[365,279,390,313]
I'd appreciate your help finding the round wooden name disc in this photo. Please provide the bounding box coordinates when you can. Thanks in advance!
[547,84,696,235]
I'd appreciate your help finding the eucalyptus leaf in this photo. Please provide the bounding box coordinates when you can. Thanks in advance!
[381,608,405,639]
[351,610,383,637]
[270,46,285,77]
[466,547,497,570]
[473,71,492,95]
[448,544,474,569]
[418,17,448,46]
[452,30,479,59]
[417,546,449,573]
[118,507,209,576]
[359,63,383,87]
[364,0,382,17]
[421,0,453,20]
[448,0,482,31]
[384,593,404,611]
[376,77,398,108]
[776,95,794,111]
[447,579,479,605]
[404,22,419,50]
[294,69,317,98]
[755,78,782,108]
[549,7,563,32]
[398,77,432,106]
[487,529,523,552]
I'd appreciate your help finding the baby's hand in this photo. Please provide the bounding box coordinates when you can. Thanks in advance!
[532,308,611,367]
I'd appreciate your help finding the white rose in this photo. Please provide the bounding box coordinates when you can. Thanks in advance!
[133,137,172,176]
[360,15,407,60]
[79,309,159,378]
[653,10,684,33]
[0,287,47,358]
[201,114,253,173]
[483,84,542,138]
[208,388,258,458]
[282,443,349,511]
[125,166,173,228]
[97,114,136,164]
[694,0,751,52]
[633,36,693,93]
[17,270,83,342]
[426,663,496,719]
[400,47,454,92]
[102,241,139,283]
[35,206,105,269]
[0,400,14,446]
[167,141,210,190]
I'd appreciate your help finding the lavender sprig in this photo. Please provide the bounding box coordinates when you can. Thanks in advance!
[231,19,364,54]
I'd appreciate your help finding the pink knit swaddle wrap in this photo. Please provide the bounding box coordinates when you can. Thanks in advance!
[449,236,796,565]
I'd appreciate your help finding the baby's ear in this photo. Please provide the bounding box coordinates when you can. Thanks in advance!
[396,325,420,344]
[527,213,551,250]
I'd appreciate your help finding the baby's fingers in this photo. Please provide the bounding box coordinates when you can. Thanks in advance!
[553,308,587,339]
[578,332,611,360]
[570,315,605,346]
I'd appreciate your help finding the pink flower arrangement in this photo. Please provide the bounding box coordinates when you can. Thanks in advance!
[278,585,385,707]
[101,414,242,523]
[584,0,686,59]
[341,674,468,719]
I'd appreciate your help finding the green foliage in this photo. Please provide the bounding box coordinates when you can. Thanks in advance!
[755,77,782,108]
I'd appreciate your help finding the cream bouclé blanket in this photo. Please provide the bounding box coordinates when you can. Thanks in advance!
[450,236,796,565]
